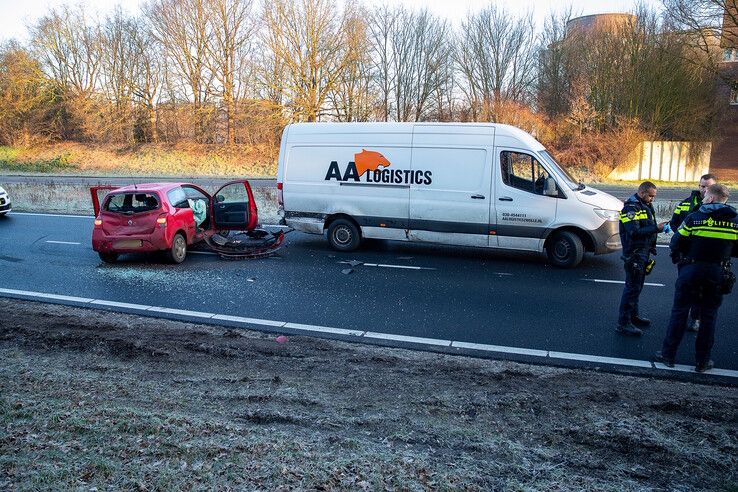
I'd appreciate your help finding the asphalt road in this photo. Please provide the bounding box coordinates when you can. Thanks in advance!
[0,174,695,201]
[2,212,737,373]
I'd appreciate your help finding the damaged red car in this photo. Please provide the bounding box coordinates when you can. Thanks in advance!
[91,181,261,264]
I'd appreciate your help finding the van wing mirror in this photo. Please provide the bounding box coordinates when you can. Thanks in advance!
[543,177,558,197]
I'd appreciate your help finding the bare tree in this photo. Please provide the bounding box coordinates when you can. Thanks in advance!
[327,4,374,121]
[262,0,358,122]
[537,9,574,118]
[146,0,213,141]
[366,6,399,121]
[30,5,102,96]
[456,5,537,121]
[205,0,256,144]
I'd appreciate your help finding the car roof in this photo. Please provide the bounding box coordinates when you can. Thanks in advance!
[110,183,191,194]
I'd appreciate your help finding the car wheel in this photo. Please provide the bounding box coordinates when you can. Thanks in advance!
[98,252,119,263]
[327,218,361,252]
[546,231,584,268]
[166,233,187,264]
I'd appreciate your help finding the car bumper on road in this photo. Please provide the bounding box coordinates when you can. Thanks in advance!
[0,202,11,214]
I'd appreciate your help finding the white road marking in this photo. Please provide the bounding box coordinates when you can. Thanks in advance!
[91,300,152,310]
[548,351,652,368]
[585,279,665,287]
[452,341,548,357]
[2,286,738,380]
[365,332,451,346]
[12,212,93,219]
[285,322,364,336]
[656,244,670,248]
[146,307,215,318]
[213,314,285,327]
[339,261,435,271]
[45,240,81,245]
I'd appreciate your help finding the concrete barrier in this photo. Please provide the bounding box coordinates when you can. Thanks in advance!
[608,141,711,182]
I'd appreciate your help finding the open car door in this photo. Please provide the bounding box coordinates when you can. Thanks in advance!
[210,180,258,231]
[90,186,119,217]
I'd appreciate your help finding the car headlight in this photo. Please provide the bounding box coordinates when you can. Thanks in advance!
[594,209,619,221]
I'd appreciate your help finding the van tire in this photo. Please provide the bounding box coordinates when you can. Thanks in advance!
[166,233,187,264]
[327,219,361,252]
[98,252,118,263]
[546,231,584,268]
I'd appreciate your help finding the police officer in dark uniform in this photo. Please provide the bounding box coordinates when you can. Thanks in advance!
[617,181,667,335]
[657,184,738,372]
[669,173,718,332]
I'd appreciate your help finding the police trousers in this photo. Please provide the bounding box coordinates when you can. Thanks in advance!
[618,251,649,327]
[661,262,724,365]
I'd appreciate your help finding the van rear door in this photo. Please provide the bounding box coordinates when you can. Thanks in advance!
[408,125,494,247]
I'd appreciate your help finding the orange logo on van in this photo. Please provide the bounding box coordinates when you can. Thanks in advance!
[325,149,433,185]
[354,149,391,176]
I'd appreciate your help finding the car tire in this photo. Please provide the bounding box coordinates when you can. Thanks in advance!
[98,252,119,263]
[546,231,584,268]
[327,218,361,252]
[166,233,187,264]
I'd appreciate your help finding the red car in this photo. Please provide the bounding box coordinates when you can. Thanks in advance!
[91,181,258,264]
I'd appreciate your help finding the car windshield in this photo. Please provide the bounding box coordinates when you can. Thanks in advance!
[105,193,160,214]
[538,150,582,191]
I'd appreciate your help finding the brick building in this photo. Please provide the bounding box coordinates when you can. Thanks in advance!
[710,7,738,176]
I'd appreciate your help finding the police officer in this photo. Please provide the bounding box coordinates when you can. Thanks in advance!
[617,181,667,335]
[656,184,738,372]
[669,173,718,332]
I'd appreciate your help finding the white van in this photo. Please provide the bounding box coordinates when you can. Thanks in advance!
[276,122,623,267]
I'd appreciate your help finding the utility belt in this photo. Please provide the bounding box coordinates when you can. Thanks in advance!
[622,252,655,276]
[680,258,731,268]
[680,258,736,295]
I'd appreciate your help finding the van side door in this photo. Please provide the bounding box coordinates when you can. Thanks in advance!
[494,149,560,251]
[409,128,493,247]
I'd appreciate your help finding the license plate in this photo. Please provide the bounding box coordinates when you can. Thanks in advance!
[113,240,143,249]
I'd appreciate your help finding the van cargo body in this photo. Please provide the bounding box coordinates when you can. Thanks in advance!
[276,122,623,267]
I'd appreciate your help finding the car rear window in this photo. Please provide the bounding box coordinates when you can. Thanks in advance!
[105,193,160,214]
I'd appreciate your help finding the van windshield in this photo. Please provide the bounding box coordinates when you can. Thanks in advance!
[539,150,582,191]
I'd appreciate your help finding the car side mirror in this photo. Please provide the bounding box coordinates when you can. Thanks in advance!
[216,194,225,203]
[543,177,558,197]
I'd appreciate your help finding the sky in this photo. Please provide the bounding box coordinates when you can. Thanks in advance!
[0,0,662,43]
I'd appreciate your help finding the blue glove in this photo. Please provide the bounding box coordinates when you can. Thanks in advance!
[663,223,672,234]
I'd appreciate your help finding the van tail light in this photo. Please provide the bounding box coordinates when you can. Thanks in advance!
[156,213,167,226]
[94,218,102,227]
[277,182,284,207]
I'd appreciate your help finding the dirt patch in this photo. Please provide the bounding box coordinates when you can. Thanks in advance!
[1,298,737,491]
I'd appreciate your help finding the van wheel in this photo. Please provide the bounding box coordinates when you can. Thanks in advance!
[166,233,187,264]
[98,252,118,263]
[546,231,584,268]
[327,219,361,252]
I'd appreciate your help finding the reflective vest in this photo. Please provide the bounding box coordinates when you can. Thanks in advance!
[619,193,659,256]
[672,203,738,263]
[670,190,701,230]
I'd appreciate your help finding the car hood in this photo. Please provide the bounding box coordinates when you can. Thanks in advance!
[573,186,623,210]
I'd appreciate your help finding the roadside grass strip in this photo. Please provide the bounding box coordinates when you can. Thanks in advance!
[2,286,737,383]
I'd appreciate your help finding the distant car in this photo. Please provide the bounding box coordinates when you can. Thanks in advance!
[91,181,258,264]
[0,185,11,216]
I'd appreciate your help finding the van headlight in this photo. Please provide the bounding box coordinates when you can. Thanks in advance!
[594,209,619,221]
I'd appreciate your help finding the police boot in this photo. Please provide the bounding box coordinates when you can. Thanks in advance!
[695,360,714,373]
[631,315,651,328]
[616,324,642,336]
[654,351,675,368]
